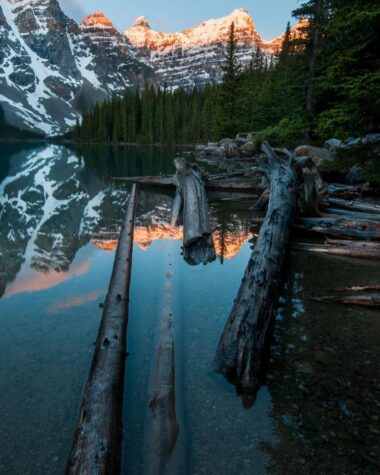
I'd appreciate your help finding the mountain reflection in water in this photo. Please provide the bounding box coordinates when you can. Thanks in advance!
[0,144,379,475]
[0,144,252,298]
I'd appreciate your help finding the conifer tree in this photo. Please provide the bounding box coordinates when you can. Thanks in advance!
[215,22,242,138]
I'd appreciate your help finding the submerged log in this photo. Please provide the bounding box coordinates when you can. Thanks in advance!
[173,158,216,266]
[336,285,380,292]
[145,272,185,475]
[66,185,137,475]
[213,143,298,396]
[315,294,380,309]
[292,240,380,259]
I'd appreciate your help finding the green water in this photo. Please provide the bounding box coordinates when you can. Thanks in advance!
[0,144,378,474]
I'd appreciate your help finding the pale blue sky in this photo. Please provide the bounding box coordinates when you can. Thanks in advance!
[60,0,299,40]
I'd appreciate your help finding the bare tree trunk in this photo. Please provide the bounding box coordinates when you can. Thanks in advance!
[213,143,298,397]
[66,185,137,475]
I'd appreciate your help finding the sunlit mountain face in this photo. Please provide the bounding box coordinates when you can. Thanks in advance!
[0,145,253,298]
[0,1,305,135]
[124,9,306,89]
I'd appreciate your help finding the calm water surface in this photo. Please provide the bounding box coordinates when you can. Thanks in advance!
[0,144,379,474]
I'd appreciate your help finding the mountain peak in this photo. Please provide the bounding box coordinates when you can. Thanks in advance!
[229,8,250,17]
[132,16,151,29]
[81,12,114,29]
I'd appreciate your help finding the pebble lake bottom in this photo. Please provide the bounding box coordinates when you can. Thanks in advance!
[0,143,379,474]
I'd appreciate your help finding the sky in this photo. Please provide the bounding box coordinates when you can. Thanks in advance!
[59,0,299,40]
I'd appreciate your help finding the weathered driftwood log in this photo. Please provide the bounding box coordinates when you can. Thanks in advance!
[322,207,380,222]
[213,143,298,395]
[66,185,137,475]
[292,240,380,259]
[336,285,380,292]
[323,197,380,215]
[145,273,185,475]
[295,216,380,241]
[326,182,373,198]
[114,173,262,192]
[315,294,380,309]
[172,158,216,266]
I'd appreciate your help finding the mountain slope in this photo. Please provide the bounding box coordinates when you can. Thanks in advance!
[124,8,304,89]
[0,3,302,135]
[0,1,152,136]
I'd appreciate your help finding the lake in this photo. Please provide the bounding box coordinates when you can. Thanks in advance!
[0,143,379,474]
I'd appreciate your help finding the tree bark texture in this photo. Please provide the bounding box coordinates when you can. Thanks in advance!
[213,143,298,395]
[66,185,137,475]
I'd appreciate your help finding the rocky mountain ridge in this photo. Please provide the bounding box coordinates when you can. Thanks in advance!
[124,8,305,89]
[0,1,152,136]
[0,2,301,135]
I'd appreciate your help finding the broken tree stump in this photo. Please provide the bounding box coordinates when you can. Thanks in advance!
[213,142,298,396]
[66,185,137,475]
[172,158,216,266]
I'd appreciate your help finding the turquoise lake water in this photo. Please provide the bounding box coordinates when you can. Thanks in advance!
[0,144,378,474]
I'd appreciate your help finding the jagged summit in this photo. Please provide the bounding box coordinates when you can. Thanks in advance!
[0,2,305,135]
[132,16,151,29]
[123,7,284,89]
[80,11,114,29]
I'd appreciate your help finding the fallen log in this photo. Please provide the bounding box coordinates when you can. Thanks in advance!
[66,185,137,475]
[323,197,380,215]
[113,175,175,187]
[315,294,380,309]
[213,142,298,396]
[292,241,380,259]
[114,173,262,192]
[326,182,373,197]
[173,158,216,266]
[327,238,380,248]
[295,216,380,241]
[145,271,185,474]
[322,207,380,222]
[336,285,380,292]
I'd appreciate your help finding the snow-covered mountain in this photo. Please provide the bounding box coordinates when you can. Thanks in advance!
[0,2,303,136]
[124,9,305,89]
[0,1,152,136]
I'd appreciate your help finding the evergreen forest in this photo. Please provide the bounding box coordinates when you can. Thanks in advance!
[75,0,380,146]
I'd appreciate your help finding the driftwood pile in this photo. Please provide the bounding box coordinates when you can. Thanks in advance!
[213,142,380,399]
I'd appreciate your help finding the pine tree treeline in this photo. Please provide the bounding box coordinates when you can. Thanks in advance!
[75,0,379,146]
[76,85,218,144]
